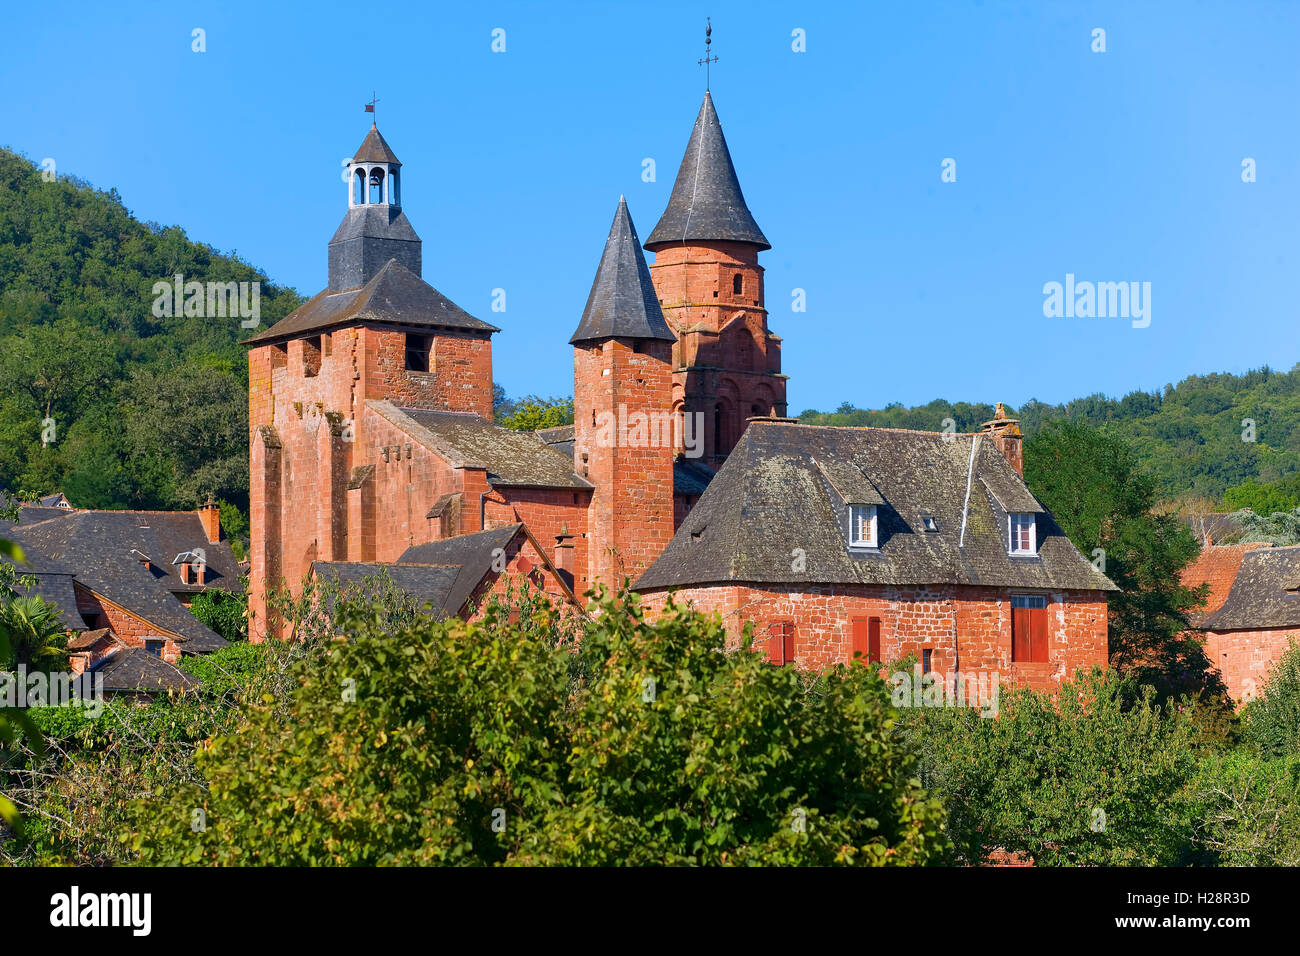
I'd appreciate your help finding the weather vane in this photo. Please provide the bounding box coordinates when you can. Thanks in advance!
[698,18,717,90]
[364,91,380,124]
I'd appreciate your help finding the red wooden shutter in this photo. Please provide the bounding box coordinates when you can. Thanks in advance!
[851,617,869,663]
[768,621,795,665]
[1030,603,1049,662]
[868,617,882,664]
[1012,605,1031,661]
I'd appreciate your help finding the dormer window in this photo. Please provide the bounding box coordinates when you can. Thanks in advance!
[1009,513,1037,555]
[849,504,878,548]
[919,511,938,533]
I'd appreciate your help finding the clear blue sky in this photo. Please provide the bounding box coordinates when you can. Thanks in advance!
[2,1,1296,413]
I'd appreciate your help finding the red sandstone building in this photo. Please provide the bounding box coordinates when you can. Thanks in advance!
[1182,542,1300,703]
[244,98,1115,686]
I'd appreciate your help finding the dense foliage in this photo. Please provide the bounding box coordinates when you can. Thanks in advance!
[125,590,947,866]
[0,148,301,523]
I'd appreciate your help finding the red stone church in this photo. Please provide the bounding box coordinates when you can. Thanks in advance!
[244,93,1114,689]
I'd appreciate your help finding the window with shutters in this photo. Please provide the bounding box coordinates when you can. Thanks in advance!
[851,615,883,665]
[1009,513,1037,554]
[767,620,796,666]
[849,504,878,548]
[1010,594,1050,663]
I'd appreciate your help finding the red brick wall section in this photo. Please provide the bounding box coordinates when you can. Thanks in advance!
[483,487,590,596]
[1204,627,1300,704]
[74,585,183,663]
[1180,543,1273,620]
[573,339,676,591]
[248,318,495,639]
[637,582,1109,693]
[648,241,787,464]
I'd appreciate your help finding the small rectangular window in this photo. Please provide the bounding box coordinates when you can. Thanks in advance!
[144,640,164,658]
[922,649,933,675]
[1009,513,1036,554]
[849,504,877,547]
[405,334,432,372]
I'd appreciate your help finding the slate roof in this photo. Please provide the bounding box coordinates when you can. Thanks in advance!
[635,422,1117,593]
[244,258,498,345]
[75,647,199,695]
[570,197,676,344]
[1200,546,1300,631]
[312,561,465,619]
[644,92,770,252]
[0,537,83,629]
[370,402,592,490]
[3,512,234,651]
[353,124,402,165]
[533,424,715,498]
[314,524,529,619]
[398,524,526,615]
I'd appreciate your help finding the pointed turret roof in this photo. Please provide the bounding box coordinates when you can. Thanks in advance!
[570,197,676,345]
[644,92,769,251]
[353,123,402,166]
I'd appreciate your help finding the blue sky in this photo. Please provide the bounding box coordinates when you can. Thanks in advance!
[2,1,1296,413]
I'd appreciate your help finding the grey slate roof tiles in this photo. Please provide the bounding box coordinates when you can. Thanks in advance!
[244,258,497,345]
[313,525,527,619]
[3,511,234,651]
[352,124,402,165]
[570,197,677,345]
[1200,546,1300,630]
[635,422,1116,593]
[370,402,592,490]
[644,92,770,252]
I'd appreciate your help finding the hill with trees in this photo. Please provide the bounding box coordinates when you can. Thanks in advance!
[800,365,1300,506]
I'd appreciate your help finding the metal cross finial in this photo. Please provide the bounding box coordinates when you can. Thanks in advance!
[365,91,380,125]
[698,18,718,90]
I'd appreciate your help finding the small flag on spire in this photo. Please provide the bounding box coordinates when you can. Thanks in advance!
[365,91,380,120]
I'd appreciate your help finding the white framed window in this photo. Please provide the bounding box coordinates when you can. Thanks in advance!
[1009,513,1037,554]
[849,504,878,548]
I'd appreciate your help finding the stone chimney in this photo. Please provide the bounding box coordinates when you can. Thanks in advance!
[979,403,1023,476]
[198,498,222,543]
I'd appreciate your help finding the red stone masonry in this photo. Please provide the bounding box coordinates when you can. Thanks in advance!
[639,583,1109,692]
[573,338,676,590]
[649,241,787,465]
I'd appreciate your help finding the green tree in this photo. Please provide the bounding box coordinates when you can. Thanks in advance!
[1242,639,1300,758]
[499,395,574,431]
[125,590,947,866]
[1024,420,1219,703]
[0,595,68,672]
[899,668,1201,865]
[189,589,248,643]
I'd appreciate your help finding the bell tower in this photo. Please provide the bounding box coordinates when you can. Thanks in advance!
[645,90,787,469]
[328,124,421,291]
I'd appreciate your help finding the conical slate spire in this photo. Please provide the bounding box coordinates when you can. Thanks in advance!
[644,91,769,251]
[353,123,402,166]
[570,197,676,345]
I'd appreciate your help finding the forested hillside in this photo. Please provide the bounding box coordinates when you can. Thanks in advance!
[0,148,302,520]
[801,365,1300,504]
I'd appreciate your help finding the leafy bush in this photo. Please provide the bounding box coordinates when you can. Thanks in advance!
[898,668,1201,865]
[1243,639,1300,758]
[189,588,247,643]
[124,590,947,866]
